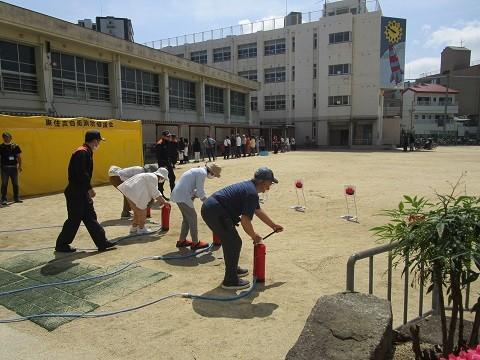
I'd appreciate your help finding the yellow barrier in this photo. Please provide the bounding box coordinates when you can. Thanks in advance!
[0,115,143,197]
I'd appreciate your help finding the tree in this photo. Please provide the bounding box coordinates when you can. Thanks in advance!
[371,176,480,357]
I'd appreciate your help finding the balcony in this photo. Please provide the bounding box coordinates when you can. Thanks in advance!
[414,103,458,114]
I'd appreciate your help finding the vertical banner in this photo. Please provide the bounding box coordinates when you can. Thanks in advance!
[380,17,406,89]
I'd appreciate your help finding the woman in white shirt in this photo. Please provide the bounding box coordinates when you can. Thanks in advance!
[108,164,158,218]
[118,168,169,235]
[170,163,221,249]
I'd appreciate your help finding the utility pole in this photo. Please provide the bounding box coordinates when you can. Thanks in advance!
[444,70,450,134]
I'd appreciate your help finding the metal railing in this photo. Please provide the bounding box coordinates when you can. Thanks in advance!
[346,242,475,326]
[143,1,381,49]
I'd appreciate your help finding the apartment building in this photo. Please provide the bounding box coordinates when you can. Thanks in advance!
[401,84,461,136]
[0,2,258,145]
[159,0,406,147]
[78,16,135,42]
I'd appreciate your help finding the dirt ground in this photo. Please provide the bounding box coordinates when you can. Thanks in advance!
[1,147,480,360]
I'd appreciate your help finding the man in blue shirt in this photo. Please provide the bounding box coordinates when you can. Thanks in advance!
[201,167,284,290]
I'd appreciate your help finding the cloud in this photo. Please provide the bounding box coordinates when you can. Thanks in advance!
[405,57,441,79]
[421,24,431,33]
[424,20,480,60]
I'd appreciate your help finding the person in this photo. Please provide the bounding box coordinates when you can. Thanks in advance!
[203,135,216,162]
[108,164,158,218]
[401,131,408,152]
[290,137,296,151]
[55,130,115,253]
[183,139,189,164]
[223,136,231,160]
[156,130,175,197]
[249,136,256,156]
[171,163,222,250]
[272,136,279,154]
[235,134,241,158]
[259,136,266,152]
[280,137,285,153]
[178,137,185,164]
[169,134,179,168]
[118,168,169,234]
[1,132,22,205]
[201,167,284,290]
[193,138,201,162]
[241,135,247,157]
[255,136,260,155]
[285,137,290,152]
[408,132,415,152]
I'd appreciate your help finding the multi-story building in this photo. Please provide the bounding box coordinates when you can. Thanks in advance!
[401,83,461,136]
[156,0,406,147]
[0,2,258,146]
[78,16,135,42]
[417,46,480,140]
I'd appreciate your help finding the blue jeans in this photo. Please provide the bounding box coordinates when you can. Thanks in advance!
[1,166,19,201]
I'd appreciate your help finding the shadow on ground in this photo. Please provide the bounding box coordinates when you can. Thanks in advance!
[192,281,285,319]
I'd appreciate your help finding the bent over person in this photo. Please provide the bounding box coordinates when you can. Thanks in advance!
[56,130,115,253]
[201,167,284,290]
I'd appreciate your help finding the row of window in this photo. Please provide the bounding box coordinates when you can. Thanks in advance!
[238,63,350,83]
[186,31,352,64]
[251,94,351,111]
[416,96,453,105]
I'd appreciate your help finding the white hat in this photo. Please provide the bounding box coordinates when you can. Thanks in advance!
[154,167,169,181]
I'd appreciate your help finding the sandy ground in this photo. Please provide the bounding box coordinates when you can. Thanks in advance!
[1,147,480,360]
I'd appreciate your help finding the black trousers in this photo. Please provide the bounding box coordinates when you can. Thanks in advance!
[56,186,108,249]
[157,159,176,192]
[223,146,230,159]
[1,166,19,201]
[206,147,215,161]
[201,197,242,284]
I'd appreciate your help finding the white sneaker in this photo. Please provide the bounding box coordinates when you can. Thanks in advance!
[129,226,138,234]
[137,227,154,235]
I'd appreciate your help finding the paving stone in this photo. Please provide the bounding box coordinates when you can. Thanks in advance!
[0,268,24,287]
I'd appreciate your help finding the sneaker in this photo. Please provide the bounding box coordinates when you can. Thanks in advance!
[237,266,249,278]
[1,200,7,206]
[121,212,132,219]
[221,278,250,290]
[190,241,209,250]
[98,241,116,251]
[55,245,77,253]
[176,239,193,248]
[137,227,154,235]
[129,226,138,234]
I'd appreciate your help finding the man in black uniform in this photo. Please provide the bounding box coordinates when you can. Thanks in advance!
[1,132,23,205]
[55,130,115,253]
[156,130,175,197]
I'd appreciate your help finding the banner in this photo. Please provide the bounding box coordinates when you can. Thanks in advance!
[380,17,407,89]
[0,115,143,197]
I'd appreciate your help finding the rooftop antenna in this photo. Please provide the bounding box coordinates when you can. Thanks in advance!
[99,0,103,17]
[460,39,464,47]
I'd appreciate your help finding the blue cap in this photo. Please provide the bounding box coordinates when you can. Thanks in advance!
[254,167,278,183]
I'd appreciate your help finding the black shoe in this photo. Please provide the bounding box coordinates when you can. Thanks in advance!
[221,278,250,290]
[55,245,77,253]
[14,199,23,203]
[98,241,116,251]
[237,266,249,278]
[1,199,7,206]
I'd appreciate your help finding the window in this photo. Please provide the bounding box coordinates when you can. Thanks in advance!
[251,96,258,111]
[231,91,246,116]
[191,50,207,64]
[292,66,295,81]
[169,77,196,110]
[328,64,350,75]
[414,115,418,119]
[291,94,295,110]
[313,93,317,108]
[0,40,37,93]
[121,66,159,106]
[238,43,257,59]
[264,39,286,56]
[438,96,453,105]
[313,64,317,79]
[52,51,109,101]
[176,54,184,58]
[417,96,430,105]
[336,7,349,15]
[264,67,286,83]
[313,33,318,49]
[213,47,231,63]
[328,95,350,106]
[205,85,224,113]
[328,31,351,44]
[292,36,295,52]
[350,8,357,14]
[264,95,286,111]
[238,70,257,81]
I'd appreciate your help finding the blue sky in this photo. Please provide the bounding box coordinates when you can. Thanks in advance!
[4,0,480,79]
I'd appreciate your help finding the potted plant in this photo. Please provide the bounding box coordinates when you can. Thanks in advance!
[371,176,480,358]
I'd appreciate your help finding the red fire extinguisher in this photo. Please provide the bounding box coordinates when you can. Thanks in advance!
[253,243,266,283]
[212,233,222,246]
[161,203,171,231]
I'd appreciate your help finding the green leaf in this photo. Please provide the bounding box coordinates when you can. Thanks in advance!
[399,202,404,211]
